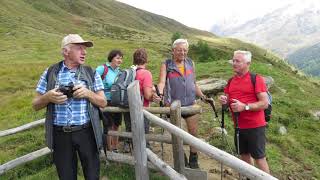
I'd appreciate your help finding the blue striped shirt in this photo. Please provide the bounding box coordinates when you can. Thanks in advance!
[36,62,104,126]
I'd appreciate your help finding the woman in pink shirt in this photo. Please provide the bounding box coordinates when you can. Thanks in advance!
[133,48,154,107]
[126,48,154,149]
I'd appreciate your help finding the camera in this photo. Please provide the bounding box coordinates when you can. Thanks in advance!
[58,82,75,98]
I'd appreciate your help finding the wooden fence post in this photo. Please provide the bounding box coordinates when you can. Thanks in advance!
[170,100,185,174]
[127,81,149,180]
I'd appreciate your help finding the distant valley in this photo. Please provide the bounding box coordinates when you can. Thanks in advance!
[211,0,320,76]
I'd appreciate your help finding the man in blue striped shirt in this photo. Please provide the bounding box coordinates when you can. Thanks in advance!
[33,34,107,180]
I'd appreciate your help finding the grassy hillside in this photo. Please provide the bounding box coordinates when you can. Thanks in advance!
[287,42,320,76]
[0,0,320,179]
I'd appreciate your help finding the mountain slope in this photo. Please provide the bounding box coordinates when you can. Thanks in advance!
[211,0,320,57]
[287,42,320,76]
[0,0,320,179]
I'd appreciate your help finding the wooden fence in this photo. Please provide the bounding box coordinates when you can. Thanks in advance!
[0,80,277,180]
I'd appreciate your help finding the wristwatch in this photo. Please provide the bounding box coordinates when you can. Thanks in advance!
[245,104,250,111]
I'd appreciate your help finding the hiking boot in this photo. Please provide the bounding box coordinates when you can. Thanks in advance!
[123,141,131,153]
[189,153,199,169]
[112,149,119,153]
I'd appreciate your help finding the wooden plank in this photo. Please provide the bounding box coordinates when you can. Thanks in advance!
[170,101,185,174]
[103,151,157,170]
[143,110,278,180]
[102,106,202,115]
[0,147,51,175]
[0,105,201,138]
[127,81,149,180]
[0,119,45,137]
[108,131,180,144]
[146,148,187,180]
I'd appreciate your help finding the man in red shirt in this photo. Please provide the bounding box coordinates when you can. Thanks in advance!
[219,50,270,173]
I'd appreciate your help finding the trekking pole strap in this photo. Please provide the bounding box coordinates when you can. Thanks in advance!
[154,84,164,107]
[221,104,228,129]
[208,100,219,118]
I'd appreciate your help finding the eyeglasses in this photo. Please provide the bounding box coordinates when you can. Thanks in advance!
[229,59,246,64]
[174,49,188,53]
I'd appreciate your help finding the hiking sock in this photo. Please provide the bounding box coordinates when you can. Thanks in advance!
[189,152,199,169]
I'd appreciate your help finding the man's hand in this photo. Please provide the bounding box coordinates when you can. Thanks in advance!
[46,88,67,104]
[73,84,91,99]
[152,93,162,103]
[219,95,228,105]
[230,99,245,112]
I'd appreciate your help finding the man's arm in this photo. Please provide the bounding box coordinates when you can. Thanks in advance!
[195,84,205,98]
[250,92,269,110]
[230,92,268,112]
[157,63,167,95]
[32,88,67,111]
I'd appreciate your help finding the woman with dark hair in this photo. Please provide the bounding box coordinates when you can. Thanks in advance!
[96,49,123,153]
[133,48,154,106]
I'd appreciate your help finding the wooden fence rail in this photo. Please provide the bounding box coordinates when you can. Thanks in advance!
[0,147,160,175]
[0,147,51,175]
[143,109,277,180]
[0,119,45,137]
[146,148,187,180]
[0,105,201,138]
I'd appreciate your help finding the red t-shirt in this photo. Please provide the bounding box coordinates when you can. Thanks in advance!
[135,68,153,107]
[224,72,267,129]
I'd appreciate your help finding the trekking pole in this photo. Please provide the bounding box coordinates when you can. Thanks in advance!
[207,98,225,180]
[207,98,219,119]
[219,104,228,179]
[234,112,240,155]
[154,84,165,159]
[234,111,241,179]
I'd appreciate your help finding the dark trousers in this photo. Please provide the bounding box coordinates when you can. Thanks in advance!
[53,126,100,180]
[123,112,150,134]
[123,112,150,146]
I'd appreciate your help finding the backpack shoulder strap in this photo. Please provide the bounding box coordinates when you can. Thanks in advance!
[101,64,109,80]
[250,72,257,92]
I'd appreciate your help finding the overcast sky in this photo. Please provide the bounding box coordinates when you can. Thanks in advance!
[117,0,300,31]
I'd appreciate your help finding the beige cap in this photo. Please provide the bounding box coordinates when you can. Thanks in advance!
[61,34,93,48]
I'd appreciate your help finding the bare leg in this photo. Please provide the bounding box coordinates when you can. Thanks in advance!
[240,153,254,165]
[255,157,270,173]
[185,114,199,153]
[107,127,112,151]
[111,125,119,150]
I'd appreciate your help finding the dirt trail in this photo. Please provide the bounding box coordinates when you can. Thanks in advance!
[148,129,238,180]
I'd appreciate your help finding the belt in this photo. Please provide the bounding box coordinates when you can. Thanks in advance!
[54,122,91,133]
